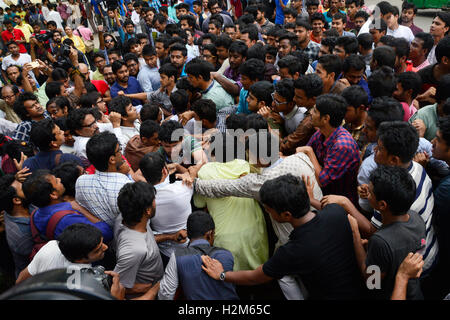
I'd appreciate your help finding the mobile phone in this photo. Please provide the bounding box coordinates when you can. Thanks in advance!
[29,61,40,69]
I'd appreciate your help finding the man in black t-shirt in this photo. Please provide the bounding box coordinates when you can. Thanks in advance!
[348,165,426,300]
[201,174,365,300]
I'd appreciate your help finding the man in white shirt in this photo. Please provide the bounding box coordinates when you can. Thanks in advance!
[1,41,36,84]
[384,5,414,43]
[47,3,65,32]
[139,151,193,266]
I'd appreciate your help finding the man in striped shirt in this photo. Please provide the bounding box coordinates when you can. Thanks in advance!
[322,121,438,277]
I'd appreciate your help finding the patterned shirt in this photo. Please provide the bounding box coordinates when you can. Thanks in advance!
[12,113,51,142]
[307,126,360,204]
[149,0,162,12]
[75,171,133,228]
[300,40,321,64]
[223,67,242,90]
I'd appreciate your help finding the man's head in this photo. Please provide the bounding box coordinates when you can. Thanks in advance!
[311,93,347,129]
[319,37,337,57]
[401,2,417,25]
[158,120,185,159]
[368,66,396,99]
[239,58,266,90]
[175,2,191,18]
[152,13,167,33]
[191,99,217,129]
[123,53,140,78]
[374,121,419,166]
[142,44,158,68]
[283,7,298,24]
[58,224,108,263]
[293,73,323,108]
[1,84,19,107]
[118,182,156,227]
[185,58,214,88]
[430,12,450,39]
[108,95,137,125]
[271,79,295,114]
[341,85,368,125]
[214,35,233,61]
[66,108,99,138]
[342,54,365,85]
[369,18,387,44]
[139,120,160,147]
[169,43,188,70]
[112,60,129,84]
[6,41,20,56]
[278,32,298,58]
[187,211,216,244]
[6,65,21,85]
[86,131,123,172]
[208,17,222,36]
[12,15,22,26]
[139,151,167,185]
[346,0,360,19]
[259,174,310,222]
[0,174,28,214]
[334,36,359,60]
[247,81,274,112]
[354,10,369,32]
[228,41,248,70]
[13,92,44,121]
[409,32,434,64]
[332,12,347,35]
[432,116,450,162]
[158,63,179,90]
[240,25,259,48]
[30,118,65,152]
[294,19,312,45]
[277,55,302,80]
[22,170,65,208]
[102,65,115,86]
[370,45,396,71]
[368,165,416,216]
[315,54,343,90]
[393,71,422,104]
[435,36,450,66]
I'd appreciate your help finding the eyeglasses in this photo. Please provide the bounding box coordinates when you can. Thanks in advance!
[105,39,114,44]
[82,119,97,128]
[271,92,288,106]
[2,94,15,100]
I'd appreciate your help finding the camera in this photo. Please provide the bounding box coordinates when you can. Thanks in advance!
[53,44,74,71]
[35,32,51,43]
[80,266,113,291]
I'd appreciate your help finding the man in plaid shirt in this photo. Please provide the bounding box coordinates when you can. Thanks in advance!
[297,94,360,205]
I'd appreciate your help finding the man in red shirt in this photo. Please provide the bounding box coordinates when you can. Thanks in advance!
[1,20,26,53]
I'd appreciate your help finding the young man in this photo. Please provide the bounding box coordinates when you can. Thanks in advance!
[401,2,423,36]
[297,94,360,205]
[124,53,141,78]
[388,36,417,74]
[280,73,323,155]
[347,165,426,299]
[201,174,364,300]
[342,54,369,99]
[278,31,298,59]
[278,55,304,80]
[256,4,274,34]
[354,10,369,35]
[369,18,387,47]
[169,43,188,78]
[22,170,113,250]
[331,121,438,277]
[12,15,33,45]
[333,36,359,61]
[240,25,259,49]
[159,210,239,300]
[427,12,450,65]
[332,12,356,37]
[108,96,140,145]
[125,120,161,172]
[110,60,144,108]
[345,0,360,32]
[138,45,161,92]
[393,72,422,121]
[315,54,346,94]
[310,12,326,44]
[236,58,266,116]
[369,46,396,72]
[341,85,369,151]
[24,118,81,172]
[247,81,281,132]
[146,63,179,116]
[12,92,51,142]
[323,0,345,25]
[139,152,193,266]
[409,32,434,71]
[384,5,414,43]
[1,41,34,87]
[295,19,320,64]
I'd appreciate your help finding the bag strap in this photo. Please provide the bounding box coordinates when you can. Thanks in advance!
[45,210,77,240]
[29,208,45,244]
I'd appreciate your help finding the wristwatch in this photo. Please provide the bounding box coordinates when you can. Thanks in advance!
[219,271,226,281]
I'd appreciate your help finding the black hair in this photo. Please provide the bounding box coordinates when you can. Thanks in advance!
[388,37,410,59]
[436,12,450,32]
[13,92,40,121]
[52,161,82,198]
[155,34,171,49]
[264,45,278,58]
[306,0,320,7]
[168,89,188,114]
[335,36,359,55]
[153,12,167,26]
[238,58,266,81]
[123,52,139,65]
[22,169,54,208]
[376,1,394,15]
[369,165,416,216]
[208,17,223,31]
[355,10,370,22]
[332,11,347,24]
[142,44,157,57]
[372,45,396,69]
[435,74,450,103]
[191,99,216,124]
[414,32,434,56]
[111,59,127,74]
[117,182,156,227]
[198,33,217,47]
[187,211,215,239]
[52,68,68,82]
[439,116,450,146]
[278,31,298,48]
[395,72,422,100]
[108,95,132,118]
[45,81,65,100]
[139,152,165,185]
[228,40,248,57]
[323,28,340,38]
[185,57,214,81]
[368,96,404,128]
[274,78,295,101]
[310,12,326,24]
[317,54,343,81]
[294,73,323,98]
[169,42,188,57]
[346,0,360,6]
[30,118,57,152]
[179,14,196,29]
[241,25,259,42]
[159,62,179,81]
[315,93,348,127]
[140,103,161,122]
[158,120,184,143]
[343,53,366,73]
[368,66,396,99]
[79,91,101,109]
[277,55,302,77]
[57,224,103,263]
[357,33,373,50]
[214,34,233,49]
[435,36,450,64]
[377,121,419,163]
[0,174,18,213]
[238,13,255,26]
[259,174,310,218]
[86,132,119,172]
[249,81,274,106]
[321,36,337,53]
[225,113,247,131]
[283,7,298,18]
[140,119,160,140]
[341,85,368,108]
[247,42,265,61]
[245,113,269,131]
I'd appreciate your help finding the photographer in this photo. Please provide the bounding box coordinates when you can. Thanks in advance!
[29,22,54,64]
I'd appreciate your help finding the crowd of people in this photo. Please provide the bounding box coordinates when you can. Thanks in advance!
[0,0,450,301]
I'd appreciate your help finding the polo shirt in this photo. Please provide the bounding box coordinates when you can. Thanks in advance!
[23,150,82,172]
[202,80,235,112]
[110,76,144,107]
[1,29,26,53]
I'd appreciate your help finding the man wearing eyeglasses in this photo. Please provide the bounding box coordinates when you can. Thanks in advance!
[201,0,233,34]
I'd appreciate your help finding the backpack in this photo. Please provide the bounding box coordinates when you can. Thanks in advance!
[29,208,75,260]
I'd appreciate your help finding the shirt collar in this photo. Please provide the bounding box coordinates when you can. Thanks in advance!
[189,239,210,247]
[283,106,299,120]
[202,80,215,94]
[321,126,341,148]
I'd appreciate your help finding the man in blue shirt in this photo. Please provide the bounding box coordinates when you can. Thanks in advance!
[110,60,145,107]
[24,118,82,172]
[158,210,239,300]
[22,170,113,247]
